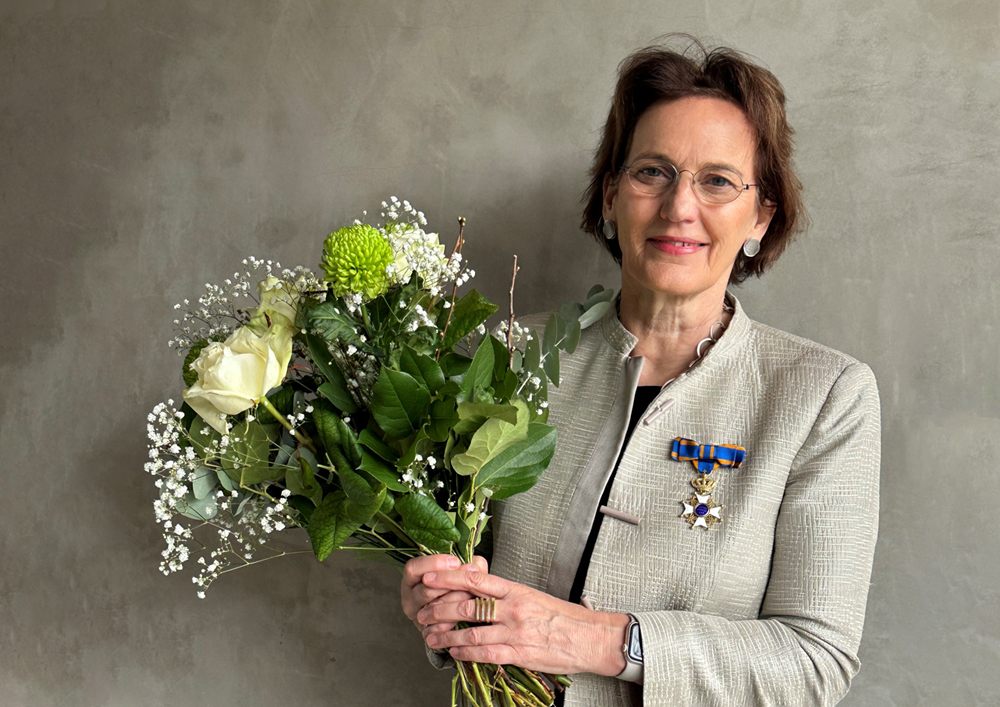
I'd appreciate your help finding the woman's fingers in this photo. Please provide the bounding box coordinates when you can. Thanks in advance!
[421,566,513,599]
[402,554,460,589]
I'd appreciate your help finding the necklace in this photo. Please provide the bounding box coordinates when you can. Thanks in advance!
[620,293,735,387]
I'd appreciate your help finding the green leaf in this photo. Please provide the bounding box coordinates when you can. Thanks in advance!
[578,300,611,329]
[563,318,582,355]
[399,345,445,394]
[584,285,616,307]
[256,387,295,425]
[489,334,510,381]
[337,418,363,467]
[287,455,323,506]
[188,421,218,460]
[439,353,472,377]
[191,464,217,500]
[182,339,210,386]
[307,300,358,344]
[312,400,342,460]
[511,350,522,373]
[221,420,282,486]
[438,289,499,349]
[559,301,585,323]
[308,332,357,413]
[451,399,530,477]
[453,402,519,435]
[395,493,461,553]
[461,337,495,398]
[495,369,518,400]
[307,491,348,561]
[177,491,219,520]
[371,367,431,439]
[524,335,540,374]
[475,422,558,500]
[216,467,235,492]
[427,398,460,442]
[358,429,399,463]
[359,450,407,492]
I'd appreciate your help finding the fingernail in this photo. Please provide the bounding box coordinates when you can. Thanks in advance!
[424,572,436,583]
[446,557,460,568]
[463,564,479,572]
[427,634,439,647]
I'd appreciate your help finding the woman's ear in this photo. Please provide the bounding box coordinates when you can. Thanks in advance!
[602,172,619,222]
[752,199,777,241]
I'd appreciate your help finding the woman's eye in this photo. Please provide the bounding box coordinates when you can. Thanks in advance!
[639,166,669,179]
[705,174,734,187]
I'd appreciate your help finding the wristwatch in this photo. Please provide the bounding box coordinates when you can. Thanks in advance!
[617,613,644,684]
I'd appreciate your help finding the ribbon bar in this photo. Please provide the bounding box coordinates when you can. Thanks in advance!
[670,437,746,474]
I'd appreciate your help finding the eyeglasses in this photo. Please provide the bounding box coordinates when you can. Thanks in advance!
[622,158,757,204]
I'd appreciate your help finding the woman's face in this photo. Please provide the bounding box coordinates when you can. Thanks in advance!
[602,96,775,301]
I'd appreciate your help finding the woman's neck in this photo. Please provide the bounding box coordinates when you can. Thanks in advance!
[618,279,731,387]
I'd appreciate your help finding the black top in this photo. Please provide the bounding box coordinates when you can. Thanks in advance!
[568,385,661,604]
[554,385,660,706]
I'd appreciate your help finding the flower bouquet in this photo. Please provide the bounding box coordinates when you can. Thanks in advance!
[145,197,616,706]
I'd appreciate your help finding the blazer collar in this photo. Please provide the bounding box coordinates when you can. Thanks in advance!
[601,289,752,364]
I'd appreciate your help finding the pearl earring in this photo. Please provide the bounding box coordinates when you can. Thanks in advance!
[742,238,761,257]
[602,219,617,240]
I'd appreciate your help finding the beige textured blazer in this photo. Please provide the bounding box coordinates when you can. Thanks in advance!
[429,291,881,707]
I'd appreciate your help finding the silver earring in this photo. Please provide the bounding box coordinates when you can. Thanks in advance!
[742,238,761,257]
[602,219,617,240]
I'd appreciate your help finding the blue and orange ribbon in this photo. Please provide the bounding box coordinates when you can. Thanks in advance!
[670,437,745,475]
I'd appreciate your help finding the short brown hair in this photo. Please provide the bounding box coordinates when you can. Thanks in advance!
[581,35,807,284]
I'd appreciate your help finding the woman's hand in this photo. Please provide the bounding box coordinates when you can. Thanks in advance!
[417,567,630,676]
[400,554,489,636]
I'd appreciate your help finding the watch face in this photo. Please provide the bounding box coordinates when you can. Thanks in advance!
[628,623,643,661]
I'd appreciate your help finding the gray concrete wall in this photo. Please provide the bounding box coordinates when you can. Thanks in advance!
[1,1,997,705]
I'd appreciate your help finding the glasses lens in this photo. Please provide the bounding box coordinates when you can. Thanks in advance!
[694,168,745,204]
[626,160,676,195]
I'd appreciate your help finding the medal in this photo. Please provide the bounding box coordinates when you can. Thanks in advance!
[670,438,745,530]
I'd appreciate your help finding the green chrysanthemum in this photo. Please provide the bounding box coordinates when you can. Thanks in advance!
[320,224,393,299]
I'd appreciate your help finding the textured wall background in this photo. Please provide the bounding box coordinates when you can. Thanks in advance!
[1,1,997,705]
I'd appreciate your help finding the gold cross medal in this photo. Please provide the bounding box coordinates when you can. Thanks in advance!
[670,437,745,531]
[681,474,723,529]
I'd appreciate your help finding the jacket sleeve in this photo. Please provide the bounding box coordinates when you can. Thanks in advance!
[632,362,881,706]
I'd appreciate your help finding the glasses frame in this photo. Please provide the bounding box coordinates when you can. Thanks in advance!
[621,159,759,205]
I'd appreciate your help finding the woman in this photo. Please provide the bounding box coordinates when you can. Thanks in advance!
[400,38,880,707]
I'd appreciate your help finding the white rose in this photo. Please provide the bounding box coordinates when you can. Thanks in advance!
[249,275,299,333]
[183,325,293,434]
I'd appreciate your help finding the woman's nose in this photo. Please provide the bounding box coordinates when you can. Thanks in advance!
[659,172,700,221]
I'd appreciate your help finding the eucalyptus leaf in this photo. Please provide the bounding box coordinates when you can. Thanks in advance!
[192,464,217,500]
[524,335,540,374]
[563,318,582,355]
[188,422,218,460]
[371,367,431,439]
[177,491,219,520]
[216,467,235,492]
[578,300,611,329]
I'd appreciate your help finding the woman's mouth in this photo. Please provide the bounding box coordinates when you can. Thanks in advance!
[647,238,708,255]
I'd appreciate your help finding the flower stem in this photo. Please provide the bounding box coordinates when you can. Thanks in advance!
[258,396,318,454]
